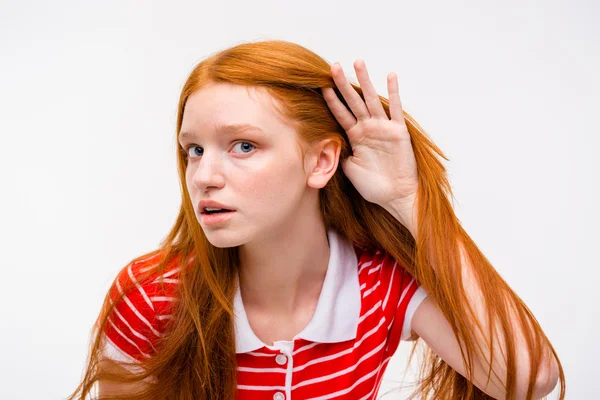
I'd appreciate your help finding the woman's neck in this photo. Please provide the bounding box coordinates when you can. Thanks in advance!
[237,220,330,316]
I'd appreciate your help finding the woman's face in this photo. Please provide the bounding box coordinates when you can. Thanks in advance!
[179,82,318,248]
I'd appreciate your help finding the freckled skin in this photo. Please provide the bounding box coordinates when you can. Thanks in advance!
[180,82,317,250]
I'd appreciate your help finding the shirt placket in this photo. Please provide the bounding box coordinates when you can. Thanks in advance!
[272,340,294,400]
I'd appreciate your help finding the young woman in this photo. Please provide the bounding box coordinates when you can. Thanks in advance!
[69,40,565,399]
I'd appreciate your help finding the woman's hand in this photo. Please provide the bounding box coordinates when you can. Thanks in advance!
[322,60,418,210]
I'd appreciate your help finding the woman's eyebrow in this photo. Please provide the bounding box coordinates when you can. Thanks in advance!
[178,123,265,141]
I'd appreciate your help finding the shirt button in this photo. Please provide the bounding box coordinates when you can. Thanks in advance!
[273,392,285,400]
[275,354,287,365]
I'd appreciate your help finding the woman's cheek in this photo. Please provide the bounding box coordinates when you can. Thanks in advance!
[186,164,198,191]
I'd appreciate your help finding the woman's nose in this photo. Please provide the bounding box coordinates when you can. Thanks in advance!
[191,150,226,189]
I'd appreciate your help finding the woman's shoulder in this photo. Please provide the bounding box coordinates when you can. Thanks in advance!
[108,250,183,320]
[101,250,183,362]
[114,250,183,289]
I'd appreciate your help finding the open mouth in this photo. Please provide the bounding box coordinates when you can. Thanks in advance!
[202,209,234,215]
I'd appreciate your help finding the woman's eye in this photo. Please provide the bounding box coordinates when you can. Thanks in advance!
[232,142,255,154]
[187,145,203,158]
[185,142,255,158]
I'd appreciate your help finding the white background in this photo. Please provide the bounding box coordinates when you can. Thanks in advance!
[1,0,598,398]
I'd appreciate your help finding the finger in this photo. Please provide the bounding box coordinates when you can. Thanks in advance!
[322,87,357,132]
[387,72,405,122]
[331,62,371,120]
[354,59,387,119]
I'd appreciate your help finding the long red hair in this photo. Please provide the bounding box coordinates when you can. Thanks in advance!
[68,39,565,399]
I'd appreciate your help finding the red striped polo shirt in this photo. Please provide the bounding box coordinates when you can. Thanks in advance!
[100,228,428,399]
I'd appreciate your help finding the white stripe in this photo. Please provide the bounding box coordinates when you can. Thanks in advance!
[362,280,380,298]
[358,300,382,324]
[152,277,180,284]
[149,296,177,302]
[109,298,157,352]
[139,265,157,274]
[358,260,372,273]
[294,338,386,390]
[291,316,386,373]
[367,264,382,275]
[156,314,173,321]
[237,365,287,373]
[128,264,154,312]
[291,299,382,358]
[382,261,397,310]
[237,384,287,391]
[115,279,162,338]
[247,351,278,357]
[398,276,417,305]
[385,277,416,331]
[160,267,181,279]
[139,252,163,263]
[308,366,380,399]
[137,255,162,272]
[292,341,321,356]
[107,317,152,359]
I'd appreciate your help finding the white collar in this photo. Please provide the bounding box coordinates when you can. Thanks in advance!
[233,227,361,353]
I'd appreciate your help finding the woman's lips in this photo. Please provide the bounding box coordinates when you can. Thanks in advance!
[201,210,236,226]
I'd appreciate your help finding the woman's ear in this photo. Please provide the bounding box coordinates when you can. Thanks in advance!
[306,138,341,189]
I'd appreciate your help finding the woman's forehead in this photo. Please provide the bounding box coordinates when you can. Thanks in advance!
[184,83,275,127]
[181,84,292,138]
